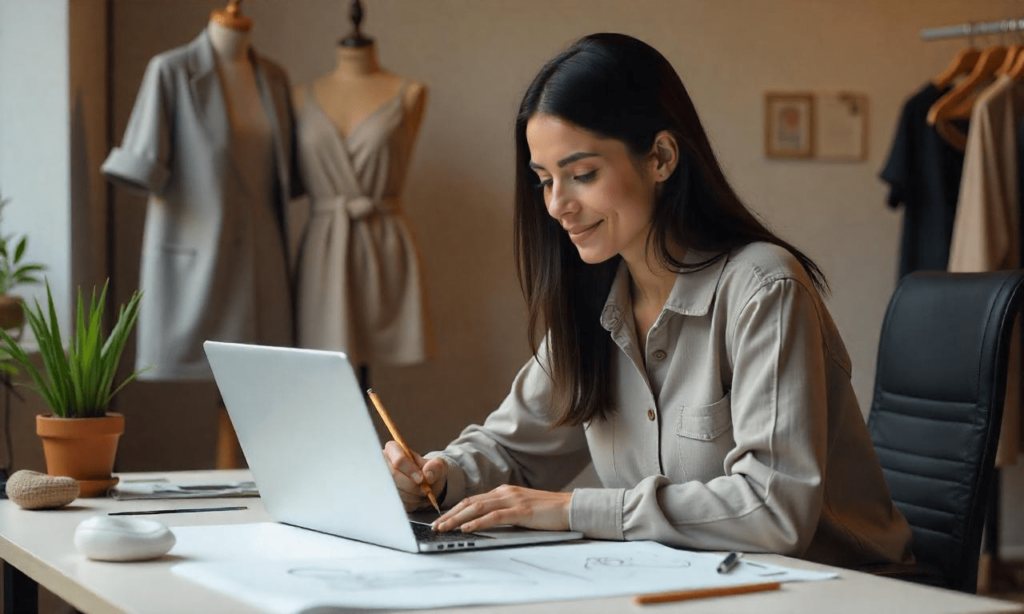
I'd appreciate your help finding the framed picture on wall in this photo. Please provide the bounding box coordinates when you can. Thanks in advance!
[764,92,814,158]
[815,91,869,161]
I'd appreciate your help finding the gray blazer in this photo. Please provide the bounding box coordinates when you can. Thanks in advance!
[102,31,302,380]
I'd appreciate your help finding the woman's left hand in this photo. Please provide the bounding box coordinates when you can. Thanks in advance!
[432,485,572,533]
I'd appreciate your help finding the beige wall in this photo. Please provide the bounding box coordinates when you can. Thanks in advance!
[5,0,1023,556]
[252,0,1022,441]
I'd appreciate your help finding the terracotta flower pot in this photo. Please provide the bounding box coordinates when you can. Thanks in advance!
[36,412,124,497]
[0,294,24,331]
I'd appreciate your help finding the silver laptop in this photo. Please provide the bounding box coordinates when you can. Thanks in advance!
[203,341,583,553]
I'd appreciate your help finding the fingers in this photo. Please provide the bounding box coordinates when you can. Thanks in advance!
[382,441,448,512]
[433,485,523,533]
[433,494,509,533]
[420,456,447,487]
[382,443,423,512]
[383,441,427,484]
[432,486,572,533]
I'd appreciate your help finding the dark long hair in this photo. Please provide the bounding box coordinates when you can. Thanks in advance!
[513,33,827,427]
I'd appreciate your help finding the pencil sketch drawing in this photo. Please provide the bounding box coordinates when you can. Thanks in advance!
[741,560,787,577]
[287,566,535,590]
[584,556,692,571]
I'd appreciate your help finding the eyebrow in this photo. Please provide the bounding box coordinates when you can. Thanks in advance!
[528,151,600,171]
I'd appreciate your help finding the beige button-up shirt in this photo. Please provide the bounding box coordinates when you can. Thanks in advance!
[433,243,913,567]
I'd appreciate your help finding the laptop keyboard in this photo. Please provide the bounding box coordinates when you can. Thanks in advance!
[410,521,492,544]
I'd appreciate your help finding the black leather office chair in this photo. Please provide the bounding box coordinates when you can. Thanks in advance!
[866,270,1024,593]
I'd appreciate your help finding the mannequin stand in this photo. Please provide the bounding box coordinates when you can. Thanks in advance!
[207,11,281,472]
[216,404,242,469]
[358,363,370,393]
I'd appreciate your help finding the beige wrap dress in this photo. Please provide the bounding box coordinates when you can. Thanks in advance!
[294,83,432,366]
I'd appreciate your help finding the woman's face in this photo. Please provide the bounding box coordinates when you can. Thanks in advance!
[526,114,661,266]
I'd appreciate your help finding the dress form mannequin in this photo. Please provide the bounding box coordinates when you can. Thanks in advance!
[103,0,302,471]
[293,0,426,146]
[292,8,432,391]
[293,44,427,160]
[208,2,284,470]
[207,22,271,149]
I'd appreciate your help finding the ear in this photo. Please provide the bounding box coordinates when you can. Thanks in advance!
[649,131,679,183]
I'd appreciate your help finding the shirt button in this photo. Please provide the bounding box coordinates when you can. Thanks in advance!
[653,350,667,361]
[647,409,656,421]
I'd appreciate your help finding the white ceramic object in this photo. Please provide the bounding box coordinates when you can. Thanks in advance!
[74,515,176,562]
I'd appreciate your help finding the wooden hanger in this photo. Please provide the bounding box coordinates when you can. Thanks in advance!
[926,43,1006,150]
[1010,45,1024,80]
[932,46,981,89]
[933,118,967,151]
[928,44,1007,125]
[210,0,252,32]
[994,43,1021,76]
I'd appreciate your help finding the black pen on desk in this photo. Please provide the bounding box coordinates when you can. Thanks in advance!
[108,506,247,516]
[717,551,742,574]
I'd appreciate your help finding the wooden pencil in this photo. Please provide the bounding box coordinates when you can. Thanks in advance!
[367,388,441,514]
[633,580,782,605]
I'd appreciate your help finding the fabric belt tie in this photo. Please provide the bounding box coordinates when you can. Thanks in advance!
[314,195,398,220]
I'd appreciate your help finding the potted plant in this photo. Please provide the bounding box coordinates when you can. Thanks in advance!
[0,191,47,333]
[0,280,143,496]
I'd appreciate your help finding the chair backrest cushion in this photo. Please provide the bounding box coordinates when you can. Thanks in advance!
[868,270,1024,592]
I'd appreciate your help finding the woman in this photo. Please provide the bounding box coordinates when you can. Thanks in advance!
[385,33,913,567]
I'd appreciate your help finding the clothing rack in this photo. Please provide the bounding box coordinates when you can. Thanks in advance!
[921,17,1024,41]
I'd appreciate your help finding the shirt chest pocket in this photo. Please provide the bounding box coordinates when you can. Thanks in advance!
[672,393,734,483]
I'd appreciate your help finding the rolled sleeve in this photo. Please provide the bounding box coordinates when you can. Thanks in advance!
[569,487,624,540]
[102,56,172,195]
[101,146,169,194]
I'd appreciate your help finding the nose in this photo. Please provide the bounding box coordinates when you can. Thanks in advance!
[545,180,577,220]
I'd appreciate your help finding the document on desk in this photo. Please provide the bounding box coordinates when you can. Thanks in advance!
[170,523,835,613]
[109,479,259,500]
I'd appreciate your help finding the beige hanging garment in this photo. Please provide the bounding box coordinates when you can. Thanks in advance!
[947,74,1024,467]
[293,82,434,366]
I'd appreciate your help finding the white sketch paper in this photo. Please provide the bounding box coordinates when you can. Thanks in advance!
[170,523,835,613]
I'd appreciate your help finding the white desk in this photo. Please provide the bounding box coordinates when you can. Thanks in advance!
[1,470,1022,614]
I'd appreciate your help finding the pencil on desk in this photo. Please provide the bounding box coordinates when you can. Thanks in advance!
[367,388,441,514]
[633,580,781,605]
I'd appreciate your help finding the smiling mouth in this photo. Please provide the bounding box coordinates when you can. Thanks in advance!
[567,221,602,240]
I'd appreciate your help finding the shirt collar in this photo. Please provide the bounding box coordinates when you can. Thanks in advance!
[599,249,730,332]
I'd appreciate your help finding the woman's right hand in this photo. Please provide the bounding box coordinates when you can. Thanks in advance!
[383,440,448,512]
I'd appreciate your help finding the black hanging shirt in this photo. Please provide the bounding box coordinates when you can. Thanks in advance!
[880,83,968,278]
